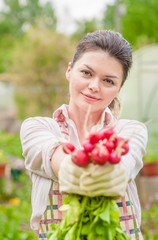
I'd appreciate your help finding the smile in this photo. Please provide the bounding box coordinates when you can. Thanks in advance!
[81,93,101,102]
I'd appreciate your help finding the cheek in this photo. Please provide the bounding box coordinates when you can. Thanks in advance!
[102,88,119,102]
[69,76,83,91]
[69,80,79,97]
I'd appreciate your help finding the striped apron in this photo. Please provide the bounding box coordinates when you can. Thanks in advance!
[39,111,143,240]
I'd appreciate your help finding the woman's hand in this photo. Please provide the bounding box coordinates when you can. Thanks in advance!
[58,155,86,195]
[59,155,128,197]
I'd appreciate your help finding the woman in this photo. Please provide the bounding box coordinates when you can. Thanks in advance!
[20,30,147,240]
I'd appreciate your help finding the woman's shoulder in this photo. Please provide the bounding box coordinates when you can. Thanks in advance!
[115,118,148,136]
[20,116,60,133]
[21,116,58,126]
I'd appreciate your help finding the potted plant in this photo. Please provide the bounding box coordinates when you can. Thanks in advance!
[0,150,8,178]
[141,133,158,177]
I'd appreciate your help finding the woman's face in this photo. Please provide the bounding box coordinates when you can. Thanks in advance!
[66,50,123,114]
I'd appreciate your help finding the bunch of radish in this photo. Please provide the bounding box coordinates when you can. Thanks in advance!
[63,127,129,166]
[48,128,131,240]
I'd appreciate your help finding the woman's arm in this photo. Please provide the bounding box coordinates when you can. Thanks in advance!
[116,120,148,181]
[51,144,66,178]
[20,117,67,180]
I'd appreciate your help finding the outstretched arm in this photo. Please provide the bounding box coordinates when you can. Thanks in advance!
[20,117,67,180]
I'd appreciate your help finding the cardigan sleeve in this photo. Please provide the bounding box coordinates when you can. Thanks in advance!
[20,117,67,180]
[115,120,148,181]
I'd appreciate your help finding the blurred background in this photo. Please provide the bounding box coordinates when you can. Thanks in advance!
[0,0,158,239]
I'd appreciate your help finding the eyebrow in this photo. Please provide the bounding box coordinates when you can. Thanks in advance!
[83,64,118,79]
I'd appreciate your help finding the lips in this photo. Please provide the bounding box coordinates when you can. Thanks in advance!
[81,93,101,101]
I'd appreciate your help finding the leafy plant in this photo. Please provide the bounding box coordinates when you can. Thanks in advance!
[143,132,158,163]
[8,24,74,119]
[0,130,22,158]
[0,205,36,240]
[0,171,37,240]
[0,149,9,163]
[0,131,37,239]
[48,195,130,240]
[102,0,158,48]
[141,203,158,239]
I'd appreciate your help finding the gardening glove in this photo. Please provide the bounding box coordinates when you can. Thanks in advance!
[59,155,87,195]
[59,155,127,197]
[79,162,128,197]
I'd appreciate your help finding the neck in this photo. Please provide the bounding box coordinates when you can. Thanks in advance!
[68,105,102,143]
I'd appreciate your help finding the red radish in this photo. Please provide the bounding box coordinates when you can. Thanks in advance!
[72,149,89,166]
[99,128,114,140]
[63,143,75,154]
[114,137,129,155]
[114,137,122,146]
[83,140,95,153]
[120,143,129,155]
[103,140,115,152]
[89,132,101,144]
[114,137,127,147]
[109,151,121,164]
[91,146,109,165]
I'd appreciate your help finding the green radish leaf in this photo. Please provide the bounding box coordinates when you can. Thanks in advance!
[99,201,110,223]
[95,224,106,235]
[81,222,91,235]
[110,204,120,224]
[66,196,81,226]
[48,196,131,240]
[82,216,90,223]
[65,222,78,240]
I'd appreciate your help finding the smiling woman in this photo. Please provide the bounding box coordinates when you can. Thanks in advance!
[67,51,123,130]
[20,30,147,240]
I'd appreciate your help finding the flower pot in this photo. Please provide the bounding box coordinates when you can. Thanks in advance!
[142,161,158,177]
[0,163,7,178]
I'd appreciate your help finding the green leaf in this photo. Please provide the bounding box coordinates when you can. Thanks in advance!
[99,201,110,223]
[81,222,91,235]
[110,201,120,224]
[65,223,78,240]
[95,224,106,235]
[66,196,81,226]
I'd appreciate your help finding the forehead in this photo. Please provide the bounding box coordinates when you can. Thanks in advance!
[73,50,122,68]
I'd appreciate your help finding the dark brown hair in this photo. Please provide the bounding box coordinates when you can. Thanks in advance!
[70,30,132,118]
[71,30,132,86]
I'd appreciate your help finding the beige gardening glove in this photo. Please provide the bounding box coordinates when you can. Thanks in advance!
[59,155,128,197]
[58,155,87,195]
[79,162,128,197]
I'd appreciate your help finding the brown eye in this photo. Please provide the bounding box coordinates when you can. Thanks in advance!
[104,78,114,85]
[81,70,91,76]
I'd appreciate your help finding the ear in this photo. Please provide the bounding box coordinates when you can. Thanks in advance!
[65,62,71,81]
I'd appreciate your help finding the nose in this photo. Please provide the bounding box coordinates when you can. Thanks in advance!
[88,78,100,92]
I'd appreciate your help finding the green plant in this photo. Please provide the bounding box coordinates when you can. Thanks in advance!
[143,132,158,163]
[0,172,37,240]
[0,149,9,163]
[8,25,74,119]
[0,131,37,239]
[141,203,158,239]
[0,205,36,240]
[0,130,22,158]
